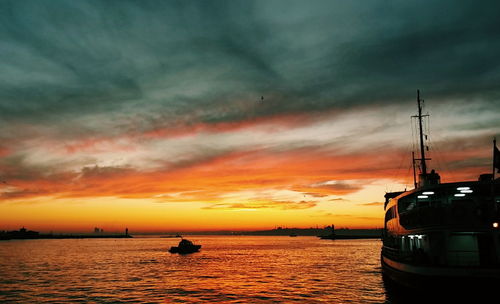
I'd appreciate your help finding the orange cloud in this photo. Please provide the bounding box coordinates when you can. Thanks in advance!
[0,147,399,202]
[202,200,317,211]
[2,133,493,207]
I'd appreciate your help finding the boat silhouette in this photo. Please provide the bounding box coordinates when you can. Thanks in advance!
[169,238,201,254]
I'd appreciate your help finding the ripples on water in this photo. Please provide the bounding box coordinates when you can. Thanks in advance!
[0,237,391,303]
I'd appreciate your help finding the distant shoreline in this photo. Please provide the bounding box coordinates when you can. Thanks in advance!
[0,228,133,241]
[0,234,133,240]
[1,227,382,240]
[137,227,383,238]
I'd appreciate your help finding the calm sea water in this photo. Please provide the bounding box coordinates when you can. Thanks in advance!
[0,236,398,303]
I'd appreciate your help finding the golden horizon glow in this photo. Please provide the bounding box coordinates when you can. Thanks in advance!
[0,111,494,233]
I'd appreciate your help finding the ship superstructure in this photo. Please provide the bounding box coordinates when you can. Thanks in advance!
[381,91,500,288]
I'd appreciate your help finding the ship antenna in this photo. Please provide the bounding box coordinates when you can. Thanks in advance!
[417,90,428,176]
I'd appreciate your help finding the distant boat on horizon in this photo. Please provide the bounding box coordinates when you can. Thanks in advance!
[381,90,500,290]
[160,234,182,238]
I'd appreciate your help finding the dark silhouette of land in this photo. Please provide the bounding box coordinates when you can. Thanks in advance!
[0,227,132,240]
[153,226,382,239]
[244,226,382,239]
[1,226,382,240]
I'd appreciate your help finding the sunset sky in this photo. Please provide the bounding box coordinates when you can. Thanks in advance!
[1,0,499,233]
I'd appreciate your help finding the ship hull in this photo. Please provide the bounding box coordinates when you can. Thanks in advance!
[381,254,500,290]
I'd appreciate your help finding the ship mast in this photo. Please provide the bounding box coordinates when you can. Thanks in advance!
[412,151,417,188]
[412,90,440,188]
[417,89,427,176]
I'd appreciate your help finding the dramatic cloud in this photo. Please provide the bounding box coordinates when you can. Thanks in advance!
[0,0,499,230]
[2,1,500,123]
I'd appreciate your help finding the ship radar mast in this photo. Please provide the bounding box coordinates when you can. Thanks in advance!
[413,90,440,188]
[417,90,428,176]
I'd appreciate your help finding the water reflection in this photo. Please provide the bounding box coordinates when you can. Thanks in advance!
[2,236,470,303]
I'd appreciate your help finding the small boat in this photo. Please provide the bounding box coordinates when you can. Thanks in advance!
[169,238,201,254]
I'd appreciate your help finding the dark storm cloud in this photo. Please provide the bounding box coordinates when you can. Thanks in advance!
[1,0,499,130]
[328,2,500,105]
[0,0,277,126]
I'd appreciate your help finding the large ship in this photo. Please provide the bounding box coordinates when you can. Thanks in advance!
[381,90,500,289]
